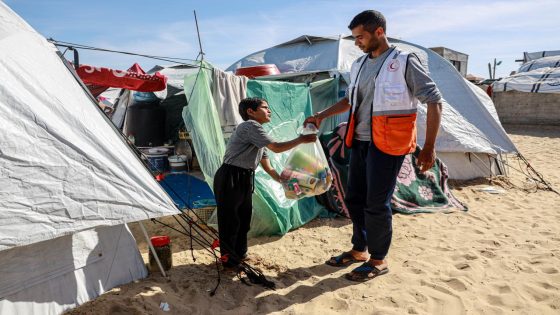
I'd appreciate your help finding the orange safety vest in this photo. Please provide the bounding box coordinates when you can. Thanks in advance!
[344,47,418,156]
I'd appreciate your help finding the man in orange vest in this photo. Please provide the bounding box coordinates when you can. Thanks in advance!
[304,10,442,281]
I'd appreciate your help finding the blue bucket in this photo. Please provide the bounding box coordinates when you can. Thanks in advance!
[146,154,168,172]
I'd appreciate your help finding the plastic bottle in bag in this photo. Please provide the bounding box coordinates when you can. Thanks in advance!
[280,124,332,199]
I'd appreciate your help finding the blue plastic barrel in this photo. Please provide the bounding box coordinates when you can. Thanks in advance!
[146,154,168,172]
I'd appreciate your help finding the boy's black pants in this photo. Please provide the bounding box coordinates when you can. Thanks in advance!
[213,163,254,267]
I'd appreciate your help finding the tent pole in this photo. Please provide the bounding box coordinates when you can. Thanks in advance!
[139,221,167,278]
[193,10,205,61]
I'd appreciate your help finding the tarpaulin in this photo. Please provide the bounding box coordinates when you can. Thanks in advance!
[77,62,167,94]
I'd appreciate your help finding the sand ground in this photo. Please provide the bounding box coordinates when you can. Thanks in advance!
[68,125,560,315]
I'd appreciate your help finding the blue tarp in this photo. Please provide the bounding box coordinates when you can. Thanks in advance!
[160,173,216,209]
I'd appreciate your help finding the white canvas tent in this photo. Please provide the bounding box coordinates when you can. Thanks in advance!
[522,50,560,63]
[491,53,560,126]
[493,55,560,94]
[0,2,179,314]
[228,35,518,179]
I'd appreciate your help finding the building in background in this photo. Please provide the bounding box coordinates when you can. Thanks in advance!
[430,46,468,77]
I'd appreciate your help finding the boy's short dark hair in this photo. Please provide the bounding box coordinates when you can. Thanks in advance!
[348,10,386,33]
[239,97,266,121]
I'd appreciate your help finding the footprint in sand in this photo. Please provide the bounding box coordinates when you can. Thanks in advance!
[411,291,428,303]
[518,263,537,274]
[408,267,426,275]
[540,266,559,274]
[451,253,477,261]
[476,239,502,247]
[377,296,400,309]
[486,294,504,306]
[478,249,497,259]
[420,279,456,295]
[418,282,465,314]
[322,297,349,311]
[522,284,552,302]
[444,278,468,292]
[515,243,536,250]
[434,246,453,252]
[454,262,470,270]
[336,292,351,300]
[402,261,427,275]
[494,284,512,294]
[537,282,557,290]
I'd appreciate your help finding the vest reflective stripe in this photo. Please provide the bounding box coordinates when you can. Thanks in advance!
[345,48,419,155]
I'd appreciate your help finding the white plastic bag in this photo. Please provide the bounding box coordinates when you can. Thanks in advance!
[280,124,332,199]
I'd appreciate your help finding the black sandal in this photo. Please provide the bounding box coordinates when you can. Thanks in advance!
[325,252,367,267]
[345,261,389,282]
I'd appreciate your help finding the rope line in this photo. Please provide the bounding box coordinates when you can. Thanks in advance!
[48,38,212,70]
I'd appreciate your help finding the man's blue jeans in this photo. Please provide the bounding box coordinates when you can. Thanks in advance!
[345,140,406,260]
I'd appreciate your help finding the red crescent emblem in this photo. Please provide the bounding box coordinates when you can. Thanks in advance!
[388,60,400,72]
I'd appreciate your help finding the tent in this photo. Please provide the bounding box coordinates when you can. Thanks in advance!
[0,2,179,314]
[493,55,560,93]
[492,54,560,125]
[521,50,560,63]
[227,35,518,179]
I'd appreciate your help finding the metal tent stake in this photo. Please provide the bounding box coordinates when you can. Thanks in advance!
[139,221,167,277]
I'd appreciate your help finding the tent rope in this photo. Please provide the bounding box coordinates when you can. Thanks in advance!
[497,153,559,195]
[151,214,275,295]
[48,38,212,70]
[122,134,276,294]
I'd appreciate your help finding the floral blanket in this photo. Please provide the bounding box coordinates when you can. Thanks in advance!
[317,123,467,216]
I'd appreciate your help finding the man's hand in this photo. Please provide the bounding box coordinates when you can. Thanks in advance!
[418,102,442,172]
[303,98,350,129]
[303,113,323,129]
[416,146,436,172]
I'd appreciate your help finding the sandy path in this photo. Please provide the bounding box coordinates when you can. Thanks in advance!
[68,125,560,315]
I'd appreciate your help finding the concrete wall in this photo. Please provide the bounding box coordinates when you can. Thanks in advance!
[493,91,560,125]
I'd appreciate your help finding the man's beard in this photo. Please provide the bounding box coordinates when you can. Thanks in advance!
[367,38,380,53]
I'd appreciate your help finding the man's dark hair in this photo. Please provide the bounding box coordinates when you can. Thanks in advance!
[239,97,266,121]
[348,10,386,33]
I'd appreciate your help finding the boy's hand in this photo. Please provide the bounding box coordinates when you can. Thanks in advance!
[272,173,282,183]
[299,134,317,143]
[304,113,323,128]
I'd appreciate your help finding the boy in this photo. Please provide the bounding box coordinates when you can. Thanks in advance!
[214,97,317,269]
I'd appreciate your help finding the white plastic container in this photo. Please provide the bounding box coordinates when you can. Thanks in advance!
[168,155,187,173]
